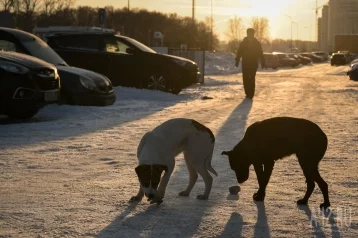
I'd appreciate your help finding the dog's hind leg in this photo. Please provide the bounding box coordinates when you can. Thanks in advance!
[195,166,213,200]
[297,156,330,209]
[179,151,198,197]
[312,169,330,209]
[296,164,315,206]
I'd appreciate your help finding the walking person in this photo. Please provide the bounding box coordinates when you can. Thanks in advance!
[235,28,265,99]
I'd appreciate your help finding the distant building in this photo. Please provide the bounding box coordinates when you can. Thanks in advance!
[320,5,329,53]
[327,0,358,52]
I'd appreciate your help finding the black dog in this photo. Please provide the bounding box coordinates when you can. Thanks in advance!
[222,117,330,209]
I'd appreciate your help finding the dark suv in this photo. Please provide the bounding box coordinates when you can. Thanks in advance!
[331,53,347,66]
[0,51,60,118]
[46,32,200,94]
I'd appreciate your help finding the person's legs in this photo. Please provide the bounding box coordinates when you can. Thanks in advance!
[242,67,257,99]
[242,67,250,97]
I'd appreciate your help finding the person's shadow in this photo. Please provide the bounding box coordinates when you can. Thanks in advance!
[220,212,243,237]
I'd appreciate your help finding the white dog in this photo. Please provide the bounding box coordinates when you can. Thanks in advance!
[130,118,218,204]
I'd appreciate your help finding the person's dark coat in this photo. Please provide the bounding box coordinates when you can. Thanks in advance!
[236,37,265,69]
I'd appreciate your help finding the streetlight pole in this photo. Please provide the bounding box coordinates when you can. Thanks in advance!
[304,26,311,51]
[293,21,298,48]
[284,14,293,49]
[192,0,195,21]
[211,0,213,51]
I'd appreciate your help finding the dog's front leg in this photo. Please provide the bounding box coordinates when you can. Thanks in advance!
[129,184,144,202]
[253,163,265,201]
[157,169,173,200]
[253,161,274,201]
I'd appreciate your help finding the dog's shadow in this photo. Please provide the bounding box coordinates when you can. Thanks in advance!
[97,197,214,237]
[298,205,341,238]
[254,202,271,238]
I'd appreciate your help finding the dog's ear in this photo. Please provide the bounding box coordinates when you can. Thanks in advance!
[135,165,151,178]
[151,165,167,190]
[221,150,232,156]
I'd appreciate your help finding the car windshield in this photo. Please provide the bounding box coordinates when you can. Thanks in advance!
[122,36,156,53]
[22,37,67,66]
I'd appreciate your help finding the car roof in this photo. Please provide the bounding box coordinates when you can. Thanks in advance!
[0,50,55,69]
[0,27,39,41]
[46,32,120,38]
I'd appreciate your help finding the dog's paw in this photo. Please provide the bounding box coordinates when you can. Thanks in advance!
[320,202,331,210]
[149,198,163,205]
[253,192,265,201]
[296,199,308,205]
[178,191,190,196]
[196,194,209,200]
[129,196,142,202]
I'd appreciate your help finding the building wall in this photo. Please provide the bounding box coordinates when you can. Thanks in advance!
[328,0,358,52]
[321,5,329,52]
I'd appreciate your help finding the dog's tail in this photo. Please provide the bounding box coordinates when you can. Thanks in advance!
[206,147,218,177]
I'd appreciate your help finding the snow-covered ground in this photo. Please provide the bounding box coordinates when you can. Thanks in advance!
[1,52,357,238]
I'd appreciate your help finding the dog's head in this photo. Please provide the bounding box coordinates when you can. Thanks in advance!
[222,144,250,184]
[135,164,167,200]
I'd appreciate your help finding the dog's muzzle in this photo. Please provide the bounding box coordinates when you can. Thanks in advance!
[146,193,155,199]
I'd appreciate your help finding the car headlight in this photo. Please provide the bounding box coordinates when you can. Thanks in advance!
[79,76,98,91]
[171,58,190,67]
[0,61,29,74]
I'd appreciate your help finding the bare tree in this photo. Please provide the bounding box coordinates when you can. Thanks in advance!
[250,17,270,43]
[41,0,58,16]
[0,0,15,11]
[225,15,244,53]
[19,0,39,16]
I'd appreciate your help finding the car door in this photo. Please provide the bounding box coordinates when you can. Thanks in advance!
[96,35,139,87]
[49,35,102,72]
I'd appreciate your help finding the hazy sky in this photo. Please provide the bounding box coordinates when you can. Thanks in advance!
[76,0,329,41]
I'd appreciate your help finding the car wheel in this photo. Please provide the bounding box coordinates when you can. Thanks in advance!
[147,72,169,92]
[144,71,179,94]
[7,109,39,119]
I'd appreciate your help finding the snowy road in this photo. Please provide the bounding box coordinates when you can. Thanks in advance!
[1,62,357,237]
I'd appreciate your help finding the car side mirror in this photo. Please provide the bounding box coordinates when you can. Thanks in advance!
[126,48,136,55]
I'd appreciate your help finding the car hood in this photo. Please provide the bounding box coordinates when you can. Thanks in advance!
[0,51,55,69]
[56,65,112,85]
[157,53,196,65]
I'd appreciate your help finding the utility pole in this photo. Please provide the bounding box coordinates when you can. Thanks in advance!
[285,14,293,49]
[211,0,213,51]
[128,0,130,11]
[293,21,298,47]
[192,0,195,21]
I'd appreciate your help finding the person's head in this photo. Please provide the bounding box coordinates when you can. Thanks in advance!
[246,28,255,38]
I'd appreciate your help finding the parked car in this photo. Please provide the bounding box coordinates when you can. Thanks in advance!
[263,53,279,69]
[338,51,353,63]
[312,51,329,61]
[0,51,60,118]
[288,53,312,65]
[300,53,324,63]
[45,31,201,94]
[330,53,347,66]
[273,52,300,67]
[350,58,358,68]
[0,27,115,106]
[347,63,358,81]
